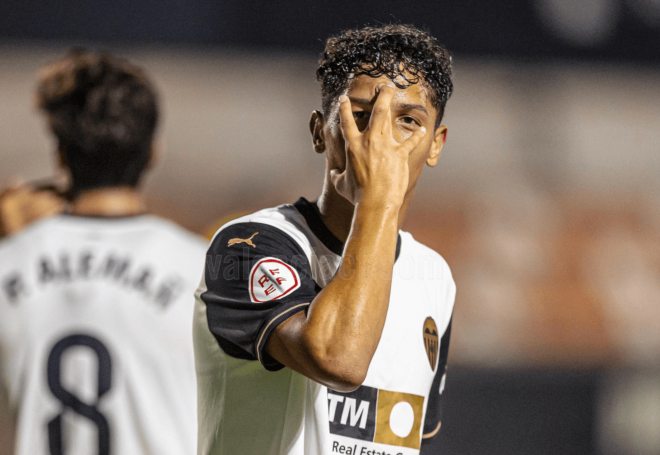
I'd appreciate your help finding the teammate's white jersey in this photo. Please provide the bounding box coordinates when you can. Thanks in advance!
[194,198,455,455]
[0,214,207,455]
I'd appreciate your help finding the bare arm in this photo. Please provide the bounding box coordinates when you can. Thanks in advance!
[0,183,65,239]
[267,86,426,391]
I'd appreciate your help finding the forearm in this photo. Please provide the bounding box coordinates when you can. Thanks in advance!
[301,198,400,377]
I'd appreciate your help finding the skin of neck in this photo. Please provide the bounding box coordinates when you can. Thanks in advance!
[316,174,416,244]
[69,186,146,218]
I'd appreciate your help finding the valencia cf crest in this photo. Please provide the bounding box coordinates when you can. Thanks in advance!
[423,317,439,371]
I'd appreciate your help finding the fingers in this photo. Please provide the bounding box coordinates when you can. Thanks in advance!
[399,126,427,156]
[368,85,395,134]
[337,95,360,144]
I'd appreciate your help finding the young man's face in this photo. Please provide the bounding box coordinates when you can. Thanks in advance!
[312,73,447,206]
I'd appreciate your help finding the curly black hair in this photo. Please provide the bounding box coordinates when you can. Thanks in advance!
[317,24,453,127]
[37,49,158,196]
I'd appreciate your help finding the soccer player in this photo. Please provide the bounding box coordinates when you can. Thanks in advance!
[194,24,455,455]
[0,50,206,454]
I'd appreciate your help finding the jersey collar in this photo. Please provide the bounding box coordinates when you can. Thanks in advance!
[293,197,402,261]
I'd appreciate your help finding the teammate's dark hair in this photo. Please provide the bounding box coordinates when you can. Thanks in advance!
[36,49,158,196]
[317,24,453,128]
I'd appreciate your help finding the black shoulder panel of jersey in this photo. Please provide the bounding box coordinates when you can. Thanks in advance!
[421,316,453,450]
[201,221,319,371]
[293,197,402,261]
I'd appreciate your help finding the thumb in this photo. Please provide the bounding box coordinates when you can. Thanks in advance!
[329,168,344,187]
[330,168,351,198]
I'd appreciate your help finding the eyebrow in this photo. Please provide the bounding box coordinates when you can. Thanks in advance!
[348,97,429,116]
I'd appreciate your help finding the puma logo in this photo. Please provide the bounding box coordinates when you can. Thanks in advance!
[228,232,258,248]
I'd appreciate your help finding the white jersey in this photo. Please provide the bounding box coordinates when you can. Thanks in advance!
[194,198,455,455]
[0,214,207,455]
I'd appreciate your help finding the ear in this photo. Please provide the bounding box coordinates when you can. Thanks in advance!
[426,125,447,168]
[309,110,326,154]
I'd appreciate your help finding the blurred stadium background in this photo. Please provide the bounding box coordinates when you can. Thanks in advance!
[1,0,659,454]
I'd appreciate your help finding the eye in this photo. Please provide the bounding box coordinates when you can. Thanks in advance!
[352,111,370,131]
[399,116,420,127]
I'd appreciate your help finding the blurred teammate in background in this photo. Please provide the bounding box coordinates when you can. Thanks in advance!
[0,50,205,454]
[194,24,455,455]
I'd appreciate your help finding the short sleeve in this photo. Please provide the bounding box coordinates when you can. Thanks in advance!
[421,316,452,449]
[200,222,319,371]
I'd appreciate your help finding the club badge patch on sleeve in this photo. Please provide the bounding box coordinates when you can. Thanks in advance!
[249,257,301,303]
